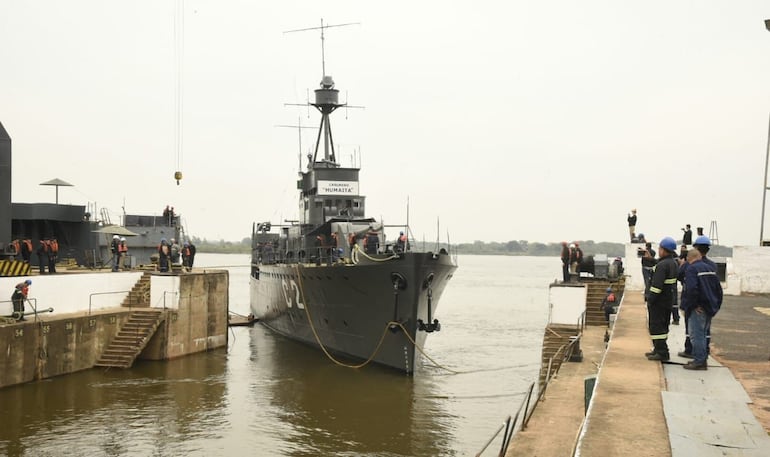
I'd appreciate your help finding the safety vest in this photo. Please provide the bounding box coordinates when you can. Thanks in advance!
[10,240,19,254]
[49,239,59,254]
[23,240,32,253]
[39,240,49,253]
[118,243,128,254]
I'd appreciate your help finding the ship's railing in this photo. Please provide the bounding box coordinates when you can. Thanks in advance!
[475,311,585,456]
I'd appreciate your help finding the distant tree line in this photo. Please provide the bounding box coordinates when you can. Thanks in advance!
[191,236,251,254]
[193,236,733,258]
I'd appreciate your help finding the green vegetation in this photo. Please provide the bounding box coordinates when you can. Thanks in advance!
[195,236,734,257]
[191,237,251,254]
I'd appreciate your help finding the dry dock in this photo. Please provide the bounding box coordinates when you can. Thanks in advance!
[507,289,770,456]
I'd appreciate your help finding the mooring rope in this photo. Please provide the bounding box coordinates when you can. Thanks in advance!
[293,263,458,373]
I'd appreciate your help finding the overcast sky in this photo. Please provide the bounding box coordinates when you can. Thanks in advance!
[2,1,770,246]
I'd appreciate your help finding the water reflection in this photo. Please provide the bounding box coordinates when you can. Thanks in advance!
[247,325,456,457]
[0,349,228,457]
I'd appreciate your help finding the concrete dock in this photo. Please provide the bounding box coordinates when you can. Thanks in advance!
[506,290,770,456]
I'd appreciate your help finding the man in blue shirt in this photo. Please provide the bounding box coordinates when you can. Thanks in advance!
[680,248,723,370]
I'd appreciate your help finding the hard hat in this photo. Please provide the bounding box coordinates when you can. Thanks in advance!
[399,231,404,235]
[606,287,612,292]
[638,233,644,238]
[659,236,677,252]
[113,235,119,239]
[693,235,711,246]
[120,237,126,241]
[161,238,167,243]
[25,279,32,285]
[569,243,575,248]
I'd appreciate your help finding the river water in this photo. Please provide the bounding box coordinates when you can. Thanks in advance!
[0,254,557,457]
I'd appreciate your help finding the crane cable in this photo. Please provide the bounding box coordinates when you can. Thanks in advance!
[173,0,184,184]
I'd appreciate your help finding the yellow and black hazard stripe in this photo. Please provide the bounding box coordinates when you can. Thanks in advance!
[0,260,31,276]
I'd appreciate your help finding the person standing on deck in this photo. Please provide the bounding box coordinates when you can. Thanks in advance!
[560,241,570,283]
[680,248,722,370]
[36,239,47,274]
[118,237,128,270]
[110,235,121,272]
[11,279,31,321]
[682,224,692,246]
[645,236,679,361]
[627,209,637,241]
[158,238,171,272]
[640,241,656,302]
[47,238,58,273]
[677,235,716,359]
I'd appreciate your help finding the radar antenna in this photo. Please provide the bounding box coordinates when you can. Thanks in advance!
[283,19,363,166]
[284,19,360,80]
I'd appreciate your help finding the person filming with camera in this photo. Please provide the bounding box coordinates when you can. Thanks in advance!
[638,240,656,302]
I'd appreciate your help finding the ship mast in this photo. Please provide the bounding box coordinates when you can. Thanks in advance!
[284,19,360,167]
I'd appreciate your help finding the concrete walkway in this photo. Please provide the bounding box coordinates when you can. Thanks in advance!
[506,290,770,457]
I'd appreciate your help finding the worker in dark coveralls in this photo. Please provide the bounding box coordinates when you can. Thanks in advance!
[36,239,47,274]
[11,279,31,321]
[680,247,722,370]
[645,236,679,361]
[677,235,717,359]
[560,241,570,282]
[158,238,171,272]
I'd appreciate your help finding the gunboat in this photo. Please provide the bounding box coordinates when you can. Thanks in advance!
[249,72,457,375]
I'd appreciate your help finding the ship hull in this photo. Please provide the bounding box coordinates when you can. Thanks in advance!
[249,252,456,374]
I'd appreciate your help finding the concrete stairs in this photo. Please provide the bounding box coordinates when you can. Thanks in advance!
[121,272,152,307]
[94,309,165,369]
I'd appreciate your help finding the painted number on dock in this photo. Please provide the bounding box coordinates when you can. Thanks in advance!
[281,279,305,309]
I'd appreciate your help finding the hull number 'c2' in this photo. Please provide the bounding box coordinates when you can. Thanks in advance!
[281,279,305,309]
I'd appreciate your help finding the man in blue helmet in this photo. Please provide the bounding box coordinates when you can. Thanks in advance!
[677,235,716,359]
[680,247,722,370]
[645,236,679,361]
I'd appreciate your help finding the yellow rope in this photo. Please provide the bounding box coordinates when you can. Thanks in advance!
[293,263,458,373]
[352,244,400,263]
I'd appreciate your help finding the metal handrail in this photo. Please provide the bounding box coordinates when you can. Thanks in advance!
[474,415,511,457]
[1,297,40,321]
[88,290,130,315]
[162,291,178,309]
[478,313,586,456]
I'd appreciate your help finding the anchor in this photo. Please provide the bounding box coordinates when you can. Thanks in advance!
[389,272,407,333]
[417,274,441,333]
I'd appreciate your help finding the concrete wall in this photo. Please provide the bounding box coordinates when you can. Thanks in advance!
[549,283,587,325]
[731,246,770,293]
[142,271,228,360]
[0,310,130,388]
[0,272,142,316]
[0,270,229,389]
